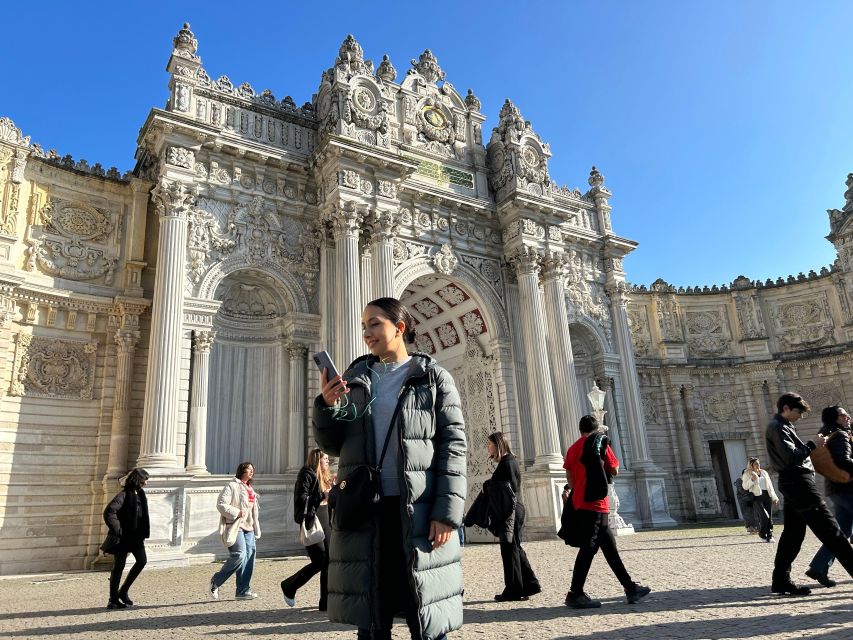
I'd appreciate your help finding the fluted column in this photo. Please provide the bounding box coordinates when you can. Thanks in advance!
[361,245,374,306]
[607,281,652,464]
[138,179,196,471]
[542,255,581,453]
[288,344,308,470]
[106,330,140,478]
[332,205,362,369]
[186,330,214,474]
[370,209,397,299]
[665,384,695,470]
[509,248,562,466]
[682,384,708,467]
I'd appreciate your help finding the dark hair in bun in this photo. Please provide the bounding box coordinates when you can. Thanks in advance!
[366,297,417,344]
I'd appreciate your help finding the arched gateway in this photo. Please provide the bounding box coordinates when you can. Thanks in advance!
[0,25,676,573]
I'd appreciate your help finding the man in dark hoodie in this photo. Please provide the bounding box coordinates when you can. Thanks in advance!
[562,414,651,609]
[765,392,853,595]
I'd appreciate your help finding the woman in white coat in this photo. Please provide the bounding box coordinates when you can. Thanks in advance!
[742,457,779,542]
[208,461,261,600]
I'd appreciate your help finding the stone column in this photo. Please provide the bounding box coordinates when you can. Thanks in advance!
[288,344,308,470]
[509,248,562,467]
[682,384,708,467]
[138,180,196,471]
[331,205,362,370]
[105,330,140,478]
[665,384,695,470]
[361,245,374,307]
[370,209,397,300]
[186,330,214,475]
[542,255,581,453]
[606,282,652,464]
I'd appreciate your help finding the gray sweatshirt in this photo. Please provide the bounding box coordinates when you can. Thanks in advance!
[370,357,412,497]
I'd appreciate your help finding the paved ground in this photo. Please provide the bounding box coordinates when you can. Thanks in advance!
[0,525,851,639]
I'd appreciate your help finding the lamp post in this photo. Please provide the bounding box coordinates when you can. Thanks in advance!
[587,381,634,535]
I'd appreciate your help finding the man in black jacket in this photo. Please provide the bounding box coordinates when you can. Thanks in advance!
[765,392,853,595]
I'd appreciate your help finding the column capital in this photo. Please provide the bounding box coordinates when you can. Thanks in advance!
[288,343,309,360]
[506,246,542,277]
[114,329,141,352]
[151,178,198,220]
[541,252,568,282]
[193,329,215,353]
[605,280,630,307]
[367,208,399,244]
[329,203,362,240]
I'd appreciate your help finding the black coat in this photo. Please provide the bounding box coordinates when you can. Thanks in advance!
[293,466,324,525]
[818,423,853,495]
[489,454,524,542]
[103,488,149,548]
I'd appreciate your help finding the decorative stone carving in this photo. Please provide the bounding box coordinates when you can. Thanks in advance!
[376,55,396,82]
[797,383,845,413]
[10,334,97,400]
[465,89,481,112]
[700,390,740,423]
[458,254,502,293]
[410,49,445,84]
[734,292,767,339]
[685,310,729,356]
[0,117,30,146]
[641,391,660,424]
[565,272,612,343]
[415,97,454,145]
[40,200,113,241]
[167,146,195,170]
[436,321,460,347]
[656,297,683,341]
[152,178,198,219]
[432,244,458,275]
[773,298,834,350]
[627,307,653,357]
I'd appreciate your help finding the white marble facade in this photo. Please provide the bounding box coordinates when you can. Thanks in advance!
[3,24,850,574]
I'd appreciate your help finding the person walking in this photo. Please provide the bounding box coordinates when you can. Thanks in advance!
[486,431,541,602]
[765,392,853,595]
[103,468,150,609]
[741,457,779,542]
[281,448,333,610]
[806,405,853,588]
[314,297,466,640]
[563,415,651,609]
[208,462,261,601]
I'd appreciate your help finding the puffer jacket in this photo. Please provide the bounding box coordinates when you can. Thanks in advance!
[312,352,466,640]
[818,423,853,495]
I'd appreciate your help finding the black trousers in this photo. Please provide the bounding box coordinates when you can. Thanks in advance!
[774,480,853,584]
[570,510,632,594]
[754,491,774,540]
[498,523,540,597]
[109,541,146,602]
[357,497,433,640]
[282,505,330,606]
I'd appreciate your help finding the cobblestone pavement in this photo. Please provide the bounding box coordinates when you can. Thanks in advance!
[1,525,851,640]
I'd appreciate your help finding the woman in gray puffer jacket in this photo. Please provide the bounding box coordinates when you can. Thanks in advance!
[313,297,467,640]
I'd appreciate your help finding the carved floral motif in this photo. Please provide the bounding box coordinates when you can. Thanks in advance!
[10,334,97,400]
[700,390,740,423]
[773,298,834,350]
[685,310,729,356]
[432,244,458,275]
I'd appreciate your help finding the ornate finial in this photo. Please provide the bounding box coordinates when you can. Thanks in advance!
[0,116,30,146]
[465,89,481,112]
[377,54,397,82]
[411,49,445,84]
[173,22,198,56]
[588,166,604,188]
[338,34,364,63]
[844,172,853,213]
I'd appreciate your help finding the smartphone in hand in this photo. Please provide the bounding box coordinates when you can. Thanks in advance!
[312,350,341,380]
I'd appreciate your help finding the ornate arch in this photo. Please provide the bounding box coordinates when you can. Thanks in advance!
[394,255,510,340]
[569,316,612,355]
[196,256,310,313]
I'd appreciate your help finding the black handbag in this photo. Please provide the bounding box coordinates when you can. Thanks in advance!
[100,532,122,554]
[557,490,582,547]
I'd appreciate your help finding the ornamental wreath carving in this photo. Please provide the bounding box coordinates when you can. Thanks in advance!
[432,244,458,275]
[773,298,834,350]
[700,390,740,423]
[685,310,729,356]
[10,334,98,400]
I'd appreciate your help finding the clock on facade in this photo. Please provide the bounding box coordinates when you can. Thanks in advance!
[422,106,448,129]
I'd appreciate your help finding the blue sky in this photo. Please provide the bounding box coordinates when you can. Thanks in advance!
[3,2,852,287]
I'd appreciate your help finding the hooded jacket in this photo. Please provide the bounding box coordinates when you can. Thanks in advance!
[312,352,466,640]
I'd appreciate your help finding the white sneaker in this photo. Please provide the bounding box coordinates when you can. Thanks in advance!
[208,578,219,601]
[236,591,258,600]
[283,593,295,607]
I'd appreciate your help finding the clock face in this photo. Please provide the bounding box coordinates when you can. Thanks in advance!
[422,106,447,129]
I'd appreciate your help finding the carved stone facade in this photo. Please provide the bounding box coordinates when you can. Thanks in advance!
[628,180,853,519]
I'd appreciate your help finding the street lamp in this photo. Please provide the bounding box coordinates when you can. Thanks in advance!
[586,380,634,535]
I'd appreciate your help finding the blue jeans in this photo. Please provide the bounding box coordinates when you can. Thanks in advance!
[212,529,256,595]
[809,493,853,575]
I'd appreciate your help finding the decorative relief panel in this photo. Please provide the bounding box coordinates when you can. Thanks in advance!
[414,331,437,355]
[685,310,729,357]
[796,383,845,413]
[436,283,469,307]
[772,297,835,350]
[565,273,612,346]
[413,298,442,319]
[10,334,97,400]
[25,199,119,284]
[460,309,487,337]
[700,390,741,423]
[641,391,661,424]
[436,321,460,348]
[656,297,683,342]
[627,306,653,357]
[458,254,503,292]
